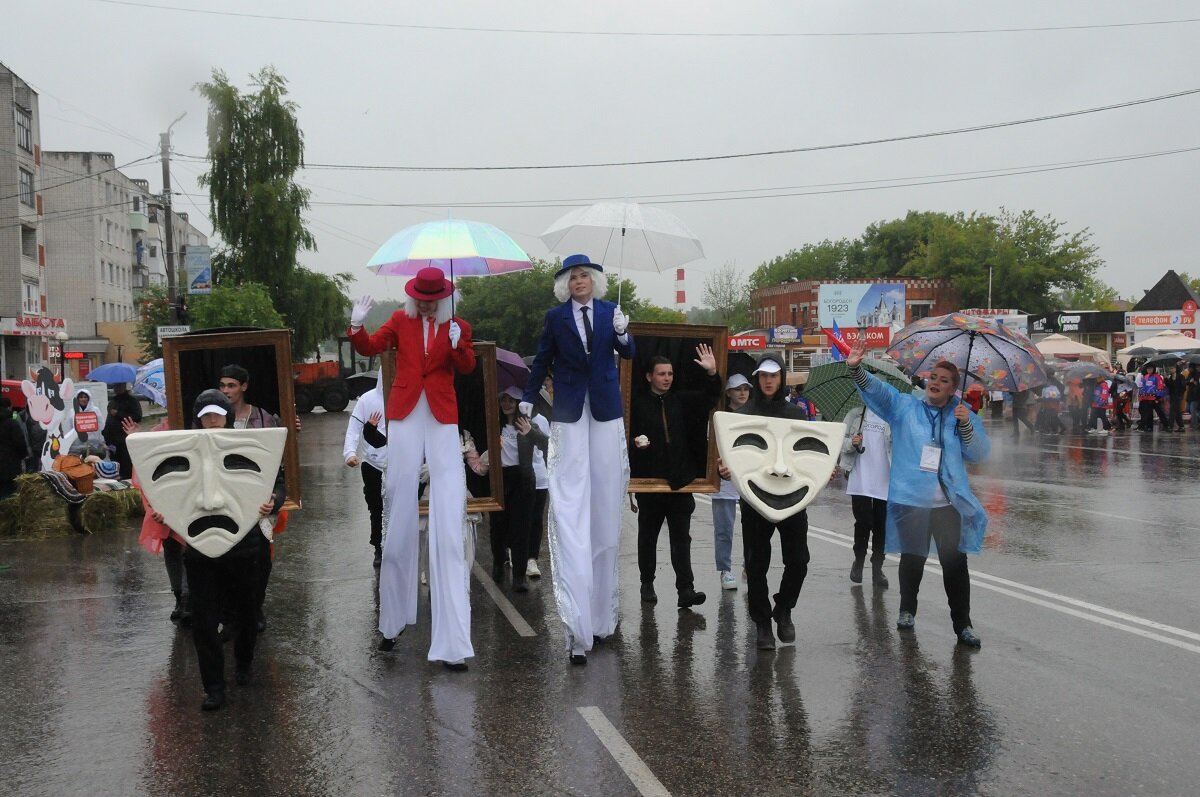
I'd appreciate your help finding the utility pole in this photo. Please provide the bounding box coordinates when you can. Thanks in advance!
[160,112,185,322]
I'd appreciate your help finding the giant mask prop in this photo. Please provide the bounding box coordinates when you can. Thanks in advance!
[128,428,288,558]
[713,412,845,523]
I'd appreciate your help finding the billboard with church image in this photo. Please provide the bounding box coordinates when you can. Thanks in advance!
[817,283,906,348]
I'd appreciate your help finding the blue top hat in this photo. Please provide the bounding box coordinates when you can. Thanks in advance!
[554,253,604,279]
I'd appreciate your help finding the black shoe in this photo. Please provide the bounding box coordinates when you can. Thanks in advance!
[201,688,225,712]
[872,564,889,589]
[850,558,864,584]
[569,653,588,666]
[957,626,982,648]
[170,593,182,622]
[235,668,251,686]
[756,622,776,650]
[677,589,706,609]
[640,583,658,604]
[512,575,529,593]
[773,608,795,643]
[378,636,396,652]
[443,660,469,672]
[178,595,192,628]
[491,563,505,583]
[373,545,382,567]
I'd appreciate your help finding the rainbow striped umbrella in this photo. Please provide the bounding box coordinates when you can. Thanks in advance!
[367,219,531,278]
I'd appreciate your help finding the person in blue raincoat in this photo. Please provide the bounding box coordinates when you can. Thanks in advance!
[846,337,991,648]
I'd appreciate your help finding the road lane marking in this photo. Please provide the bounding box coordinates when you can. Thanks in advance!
[471,562,537,637]
[577,706,672,797]
[807,525,1200,653]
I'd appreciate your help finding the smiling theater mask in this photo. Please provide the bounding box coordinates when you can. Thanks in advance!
[712,412,845,524]
[128,428,288,558]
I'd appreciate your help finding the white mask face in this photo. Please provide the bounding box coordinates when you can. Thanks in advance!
[713,412,845,523]
[128,428,288,558]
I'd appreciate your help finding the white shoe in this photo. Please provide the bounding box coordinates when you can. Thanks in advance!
[526,558,541,578]
[420,571,428,585]
[720,571,737,591]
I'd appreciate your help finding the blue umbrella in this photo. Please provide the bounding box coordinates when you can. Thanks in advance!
[88,362,139,384]
[133,358,166,406]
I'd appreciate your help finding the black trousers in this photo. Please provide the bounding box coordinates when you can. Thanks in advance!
[1169,398,1186,430]
[531,488,548,559]
[851,495,886,563]
[897,505,972,633]
[1086,407,1111,431]
[163,536,187,596]
[491,466,533,573]
[185,550,259,691]
[741,502,809,625]
[1139,398,1169,430]
[361,462,384,547]
[636,492,696,592]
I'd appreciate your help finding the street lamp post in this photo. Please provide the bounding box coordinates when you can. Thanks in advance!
[55,330,69,380]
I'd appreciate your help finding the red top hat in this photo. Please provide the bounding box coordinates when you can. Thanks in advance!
[404,267,454,301]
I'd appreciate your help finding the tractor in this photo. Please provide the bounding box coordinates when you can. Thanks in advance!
[293,337,378,414]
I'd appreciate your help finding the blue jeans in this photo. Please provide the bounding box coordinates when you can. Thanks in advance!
[711,498,737,572]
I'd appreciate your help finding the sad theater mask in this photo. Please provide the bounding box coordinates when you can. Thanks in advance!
[128,428,288,558]
[713,412,845,524]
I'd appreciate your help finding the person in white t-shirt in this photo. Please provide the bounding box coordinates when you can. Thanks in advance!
[839,405,891,587]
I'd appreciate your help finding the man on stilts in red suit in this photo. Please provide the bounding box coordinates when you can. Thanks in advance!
[349,266,476,671]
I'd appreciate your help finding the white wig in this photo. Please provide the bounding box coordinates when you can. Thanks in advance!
[553,267,607,303]
[404,289,462,325]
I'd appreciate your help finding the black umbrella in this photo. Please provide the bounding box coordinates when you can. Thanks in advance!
[1143,353,1184,369]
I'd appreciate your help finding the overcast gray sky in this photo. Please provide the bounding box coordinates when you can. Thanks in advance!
[8,1,1200,310]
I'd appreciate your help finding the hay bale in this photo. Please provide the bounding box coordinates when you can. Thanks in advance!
[10,474,75,539]
[0,495,18,536]
[80,489,142,535]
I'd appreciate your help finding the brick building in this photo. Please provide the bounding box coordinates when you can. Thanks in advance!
[750,276,961,336]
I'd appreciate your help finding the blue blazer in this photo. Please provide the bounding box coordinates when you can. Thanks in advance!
[525,299,635,423]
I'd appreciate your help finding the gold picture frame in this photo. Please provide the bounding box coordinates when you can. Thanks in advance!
[163,328,302,511]
[380,340,505,513]
[620,322,729,493]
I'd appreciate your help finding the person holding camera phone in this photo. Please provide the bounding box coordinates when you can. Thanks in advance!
[838,404,891,587]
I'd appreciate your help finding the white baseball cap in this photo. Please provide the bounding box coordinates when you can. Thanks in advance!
[725,374,750,390]
[197,404,228,417]
[752,359,782,375]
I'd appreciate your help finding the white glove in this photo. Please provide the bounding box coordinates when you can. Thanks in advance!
[613,307,628,335]
[350,295,373,328]
[448,320,462,349]
[634,434,650,449]
[518,401,533,417]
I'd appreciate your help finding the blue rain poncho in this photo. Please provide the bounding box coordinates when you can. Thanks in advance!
[854,368,991,555]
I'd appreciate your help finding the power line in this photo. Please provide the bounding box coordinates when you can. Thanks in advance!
[89,0,1200,38]
[0,151,157,202]
[174,144,1200,210]
[174,88,1200,173]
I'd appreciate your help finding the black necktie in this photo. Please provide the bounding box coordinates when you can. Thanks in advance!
[580,306,593,353]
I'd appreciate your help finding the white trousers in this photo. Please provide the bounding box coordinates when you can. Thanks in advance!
[380,394,473,663]
[546,404,629,654]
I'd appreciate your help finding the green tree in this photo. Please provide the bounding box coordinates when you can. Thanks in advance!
[1056,276,1121,310]
[188,283,285,329]
[456,259,559,354]
[749,239,856,289]
[196,67,348,360]
[702,261,750,330]
[135,285,175,360]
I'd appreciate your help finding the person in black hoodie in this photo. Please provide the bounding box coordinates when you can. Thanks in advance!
[732,353,810,651]
[630,345,721,609]
[490,386,549,592]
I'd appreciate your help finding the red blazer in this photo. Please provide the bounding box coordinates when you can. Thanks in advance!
[349,312,476,425]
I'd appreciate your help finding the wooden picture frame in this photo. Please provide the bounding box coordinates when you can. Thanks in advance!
[163,329,302,511]
[620,322,729,493]
[380,341,505,513]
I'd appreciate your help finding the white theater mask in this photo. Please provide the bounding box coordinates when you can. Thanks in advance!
[128,428,288,558]
[712,412,845,523]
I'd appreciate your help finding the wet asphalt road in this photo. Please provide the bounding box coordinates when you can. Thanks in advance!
[2,410,1199,796]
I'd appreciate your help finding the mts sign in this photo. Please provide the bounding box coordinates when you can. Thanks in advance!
[729,334,767,350]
